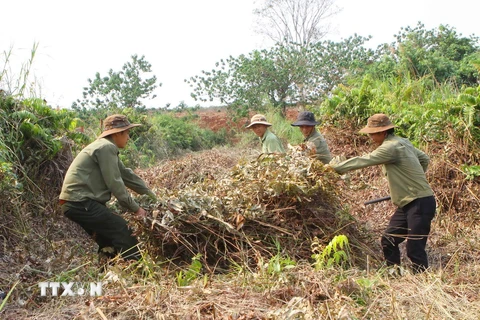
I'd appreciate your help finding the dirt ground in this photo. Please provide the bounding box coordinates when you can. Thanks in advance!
[178,106,300,132]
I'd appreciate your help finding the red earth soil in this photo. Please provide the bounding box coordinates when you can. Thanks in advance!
[191,107,300,132]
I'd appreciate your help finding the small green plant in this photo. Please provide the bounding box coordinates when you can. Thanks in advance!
[176,254,203,287]
[266,241,296,276]
[311,234,351,270]
[267,254,296,275]
[351,277,378,306]
[461,164,480,180]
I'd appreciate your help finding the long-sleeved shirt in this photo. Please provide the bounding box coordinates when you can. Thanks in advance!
[331,134,433,208]
[261,130,286,154]
[306,130,332,164]
[59,137,153,212]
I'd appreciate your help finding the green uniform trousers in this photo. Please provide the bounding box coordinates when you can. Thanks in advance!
[61,199,140,260]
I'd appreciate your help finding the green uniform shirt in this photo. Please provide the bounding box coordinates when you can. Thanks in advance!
[332,135,433,208]
[261,129,286,154]
[306,130,332,164]
[60,137,153,212]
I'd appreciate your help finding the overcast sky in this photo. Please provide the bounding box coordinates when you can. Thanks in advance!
[1,0,479,109]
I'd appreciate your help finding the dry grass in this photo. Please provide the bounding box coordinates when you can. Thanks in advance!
[4,260,480,319]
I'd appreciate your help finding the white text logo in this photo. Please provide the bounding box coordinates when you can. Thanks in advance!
[38,282,102,297]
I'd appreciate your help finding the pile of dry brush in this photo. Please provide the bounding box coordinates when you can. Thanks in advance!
[131,147,377,272]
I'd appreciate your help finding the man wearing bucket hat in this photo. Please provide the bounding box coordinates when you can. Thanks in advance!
[59,114,156,262]
[291,111,332,164]
[246,114,285,154]
[329,114,436,273]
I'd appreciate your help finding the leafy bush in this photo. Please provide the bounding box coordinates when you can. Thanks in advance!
[320,74,480,146]
[149,112,227,157]
[370,23,480,87]
[0,96,86,184]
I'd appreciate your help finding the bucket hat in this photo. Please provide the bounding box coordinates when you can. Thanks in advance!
[359,114,395,134]
[98,114,141,139]
[291,111,319,126]
[246,114,272,128]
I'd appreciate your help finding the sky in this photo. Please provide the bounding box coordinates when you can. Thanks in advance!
[1,0,479,109]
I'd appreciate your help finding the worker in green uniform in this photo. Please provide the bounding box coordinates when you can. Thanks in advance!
[59,114,156,261]
[329,114,436,273]
[246,114,285,154]
[291,111,332,164]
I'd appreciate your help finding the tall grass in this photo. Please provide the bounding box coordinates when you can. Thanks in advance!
[265,108,304,145]
[0,43,39,98]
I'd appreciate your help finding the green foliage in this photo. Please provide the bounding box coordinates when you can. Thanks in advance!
[311,234,351,270]
[3,98,82,161]
[370,22,480,87]
[187,36,375,117]
[74,54,160,110]
[149,112,227,158]
[321,22,480,146]
[0,94,86,191]
[46,104,229,169]
[461,165,480,180]
[265,109,304,145]
[176,254,203,287]
[266,242,296,276]
[320,74,480,145]
[0,157,21,195]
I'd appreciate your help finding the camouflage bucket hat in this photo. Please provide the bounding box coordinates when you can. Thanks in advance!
[291,111,319,126]
[359,114,395,134]
[246,114,272,128]
[98,114,141,139]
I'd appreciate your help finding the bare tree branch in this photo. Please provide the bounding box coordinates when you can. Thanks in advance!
[254,0,342,46]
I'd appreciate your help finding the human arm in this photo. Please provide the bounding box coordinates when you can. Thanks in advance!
[331,143,396,174]
[95,144,141,212]
[118,160,158,201]
[414,147,430,172]
[309,134,332,164]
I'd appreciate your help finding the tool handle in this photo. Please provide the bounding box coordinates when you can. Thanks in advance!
[364,196,391,205]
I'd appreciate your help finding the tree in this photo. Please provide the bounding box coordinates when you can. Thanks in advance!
[371,23,480,86]
[253,0,341,46]
[306,35,375,98]
[186,36,374,117]
[74,54,160,111]
[187,44,309,116]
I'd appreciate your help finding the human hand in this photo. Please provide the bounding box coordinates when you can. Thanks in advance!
[324,164,337,173]
[135,207,147,218]
[329,155,346,165]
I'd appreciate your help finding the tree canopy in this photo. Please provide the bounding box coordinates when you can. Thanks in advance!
[187,35,374,116]
[370,23,480,86]
[73,54,160,111]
